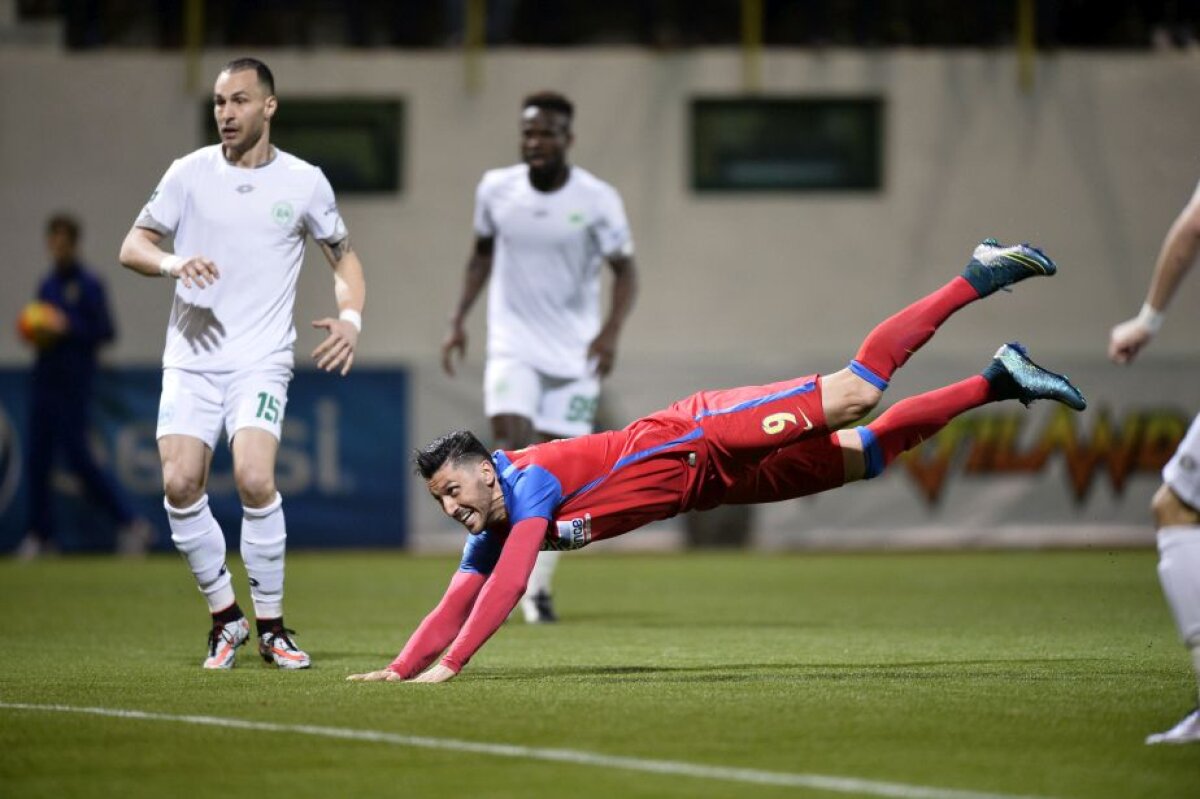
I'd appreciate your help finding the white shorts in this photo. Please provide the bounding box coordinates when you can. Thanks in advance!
[484,356,600,438]
[1164,412,1200,511]
[156,363,293,449]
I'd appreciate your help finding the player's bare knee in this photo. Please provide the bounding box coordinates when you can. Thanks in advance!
[838,381,882,423]
[1151,483,1200,529]
[822,370,883,428]
[234,464,276,507]
[163,471,205,508]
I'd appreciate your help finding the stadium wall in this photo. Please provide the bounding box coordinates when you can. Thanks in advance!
[1,48,1197,551]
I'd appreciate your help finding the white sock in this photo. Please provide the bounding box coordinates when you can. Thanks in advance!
[524,549,560,598]
[1157,526,1200,705]
[166,495,234,613]
[241,493,286,620]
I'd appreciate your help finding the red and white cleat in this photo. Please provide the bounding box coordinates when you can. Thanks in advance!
[258,629,311,670]
[203,617,250,670]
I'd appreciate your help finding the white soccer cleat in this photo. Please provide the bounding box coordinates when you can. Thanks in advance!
[258,629,311,670]
[203,617,250,670]
[1145,708,1200,745]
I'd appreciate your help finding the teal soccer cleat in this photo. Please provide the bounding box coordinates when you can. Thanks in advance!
[962,238,1057,297]
[987,342,1087,410]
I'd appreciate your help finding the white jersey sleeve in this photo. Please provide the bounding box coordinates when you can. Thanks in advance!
[473,174,498,238]
[301,169,348,244]
[588,183,634,259]
[136,158,188,235]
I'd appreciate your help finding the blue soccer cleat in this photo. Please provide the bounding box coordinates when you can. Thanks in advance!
[962,238,1057,297]
[986,341,1087,410]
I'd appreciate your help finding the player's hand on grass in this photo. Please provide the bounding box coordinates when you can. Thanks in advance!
[1108,316,1154,365]
[346,668,405,682]
[407,664,458,684]
[168,256,221,290]
[346,664,457,683]
[441,322,468,377]
[312,318,358,376]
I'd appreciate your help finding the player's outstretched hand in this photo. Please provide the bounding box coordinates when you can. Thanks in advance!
[346,669,405,682]
[441,323,467,377]
[407,664,458,684]
[1109,316,1154,365]
[170,256,221,290]
[312,317,359,376]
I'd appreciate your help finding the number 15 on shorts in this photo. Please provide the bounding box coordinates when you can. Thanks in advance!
[256,391,282,423]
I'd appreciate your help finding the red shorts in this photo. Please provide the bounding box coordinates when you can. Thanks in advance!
[655,374,846,508]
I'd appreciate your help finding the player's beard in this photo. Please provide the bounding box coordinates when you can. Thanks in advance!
[224,122,266,162]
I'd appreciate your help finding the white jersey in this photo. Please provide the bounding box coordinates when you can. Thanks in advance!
[474,164,634,379]
[136,145,347,372]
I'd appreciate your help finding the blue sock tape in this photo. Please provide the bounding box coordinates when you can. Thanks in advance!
[849,360,889,391]
[856,426,885,479]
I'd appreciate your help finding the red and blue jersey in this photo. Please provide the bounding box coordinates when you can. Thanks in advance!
[460,373,837,574]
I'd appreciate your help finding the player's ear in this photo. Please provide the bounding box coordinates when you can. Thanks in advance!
[480,458,495,486]
[264,94,278,121]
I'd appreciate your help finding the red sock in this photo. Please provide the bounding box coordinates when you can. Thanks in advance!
[851,276,980,389]
[861,375,992,474]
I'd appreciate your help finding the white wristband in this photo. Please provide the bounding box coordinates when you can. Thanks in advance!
[339,309,363,332]
[159,254,182,278]
[1137,303,1165,334]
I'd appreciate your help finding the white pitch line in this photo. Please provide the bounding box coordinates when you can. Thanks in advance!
[0,701,1051,799]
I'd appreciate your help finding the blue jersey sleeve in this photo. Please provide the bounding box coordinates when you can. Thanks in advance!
[458,459,564,575]
[503,464,563,522]
[459,529,505,575]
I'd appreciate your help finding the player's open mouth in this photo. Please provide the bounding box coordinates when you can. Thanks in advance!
[456,510,474,525]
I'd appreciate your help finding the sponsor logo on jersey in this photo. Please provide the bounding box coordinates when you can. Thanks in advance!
[236,184,255,194]
[271,201,295,227]
[551,513,591,550]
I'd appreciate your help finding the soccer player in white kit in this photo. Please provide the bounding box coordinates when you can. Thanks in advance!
[441,91,638,623]
[1110,179,1200,744]
[118,58,366,670]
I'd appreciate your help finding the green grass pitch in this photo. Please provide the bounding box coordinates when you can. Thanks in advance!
[1,550,1198,798]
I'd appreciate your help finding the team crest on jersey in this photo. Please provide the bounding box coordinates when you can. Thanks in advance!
[568,211,585,226]
[549,514,592,550]
[271,201,295,227]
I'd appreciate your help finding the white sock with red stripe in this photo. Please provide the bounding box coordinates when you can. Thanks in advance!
[241,493,286,620]
[166,494,235,612]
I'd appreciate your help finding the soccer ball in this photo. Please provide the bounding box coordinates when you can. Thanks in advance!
[16,300,65,349]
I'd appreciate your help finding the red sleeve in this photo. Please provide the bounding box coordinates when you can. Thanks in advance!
[387,569,486,679]
[439,517,547,673]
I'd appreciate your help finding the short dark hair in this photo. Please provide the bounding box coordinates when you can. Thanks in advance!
[414,430,492,480]
[46,213,81,244]
[522,90,573,123]
[221,57,275,95]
